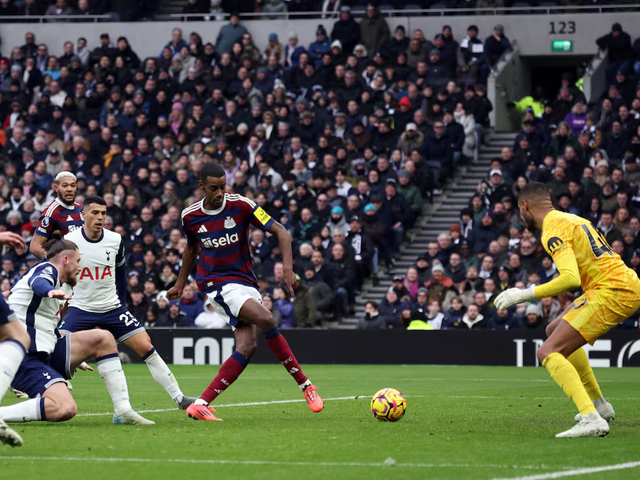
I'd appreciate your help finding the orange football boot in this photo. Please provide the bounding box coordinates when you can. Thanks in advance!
[303,385,324,413]
[186,403,223,421]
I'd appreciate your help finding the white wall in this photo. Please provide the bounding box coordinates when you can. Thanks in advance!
[3,13,640,59]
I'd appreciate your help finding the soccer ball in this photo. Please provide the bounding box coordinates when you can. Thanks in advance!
[371,388,407,422]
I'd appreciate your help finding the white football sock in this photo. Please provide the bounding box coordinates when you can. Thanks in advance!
[0,397,44,422]
[0,340,26,404]
[97,354,132,416]
[194,398,208,406]
[144,349,183,404]
[299,379,312,392]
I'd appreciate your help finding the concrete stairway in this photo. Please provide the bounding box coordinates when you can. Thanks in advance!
[339,131,518,329]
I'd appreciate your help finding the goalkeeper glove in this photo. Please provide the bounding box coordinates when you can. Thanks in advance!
[494,285,535,311]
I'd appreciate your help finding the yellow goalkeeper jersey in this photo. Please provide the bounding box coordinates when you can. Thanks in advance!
[541,210,639,296]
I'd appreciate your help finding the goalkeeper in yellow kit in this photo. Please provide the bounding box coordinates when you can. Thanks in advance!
[495,182,640,438]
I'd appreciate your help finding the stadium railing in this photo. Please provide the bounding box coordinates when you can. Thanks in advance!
[169,4,640,21]
[0,14,113,22]
[488,41,522,132]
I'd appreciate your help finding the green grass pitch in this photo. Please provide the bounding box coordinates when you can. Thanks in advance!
[1,364,640,480]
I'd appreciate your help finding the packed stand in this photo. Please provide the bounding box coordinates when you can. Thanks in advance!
[359,22,640,331]
[0,0,158,21]
[0,10,498,328]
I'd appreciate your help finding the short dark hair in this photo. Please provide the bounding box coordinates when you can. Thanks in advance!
[199,162,226,182]
[43,232,78,260]
[83,195,106,210]
[518,181,550,203]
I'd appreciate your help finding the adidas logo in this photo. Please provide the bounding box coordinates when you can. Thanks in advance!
[67,215,73,221]
[224,216,236,229]
[198,225,207,234]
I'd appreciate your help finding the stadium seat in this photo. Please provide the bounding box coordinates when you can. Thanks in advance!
[404,4,423,14]
[510,1,532,13]
[378,4,394,15]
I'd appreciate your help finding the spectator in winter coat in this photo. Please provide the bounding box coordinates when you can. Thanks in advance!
[423,121,452,185]
[178,284,203,323]
[357,300,385,329]
[284,32,306,67]
[480,25,511,84]
[262,0,288,19]
[487,308,521,330]
[326,205,350,237]
[459,303,486,329]
[381,25,410,62]
[596,23,633,83]
[215,14,248,54]
[359,4,390,56]
[397,123,425,155]
[441,297,467,329]
[457,25,484,82]
[473,213,498,255]
[424,263,453,306]
[378,289,402,327]
[563,100,587,136]
[331,6,360,56]
[396,170,422,219]
[308,25,332,67]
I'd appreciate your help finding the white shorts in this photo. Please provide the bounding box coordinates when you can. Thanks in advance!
[206,283,262,328]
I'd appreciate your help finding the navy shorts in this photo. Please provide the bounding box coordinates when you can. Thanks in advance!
[12,335,72,398]
[0,295,17,325]
[59,306,144,343]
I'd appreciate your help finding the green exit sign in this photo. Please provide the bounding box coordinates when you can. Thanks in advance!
[551,40,573,52]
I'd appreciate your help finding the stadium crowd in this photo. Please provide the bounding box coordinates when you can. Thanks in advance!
[359,22,640,331]
[0,9,505,328]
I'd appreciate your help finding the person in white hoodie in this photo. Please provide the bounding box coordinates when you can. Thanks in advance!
[195,299,228,329]
[454,102,477,159]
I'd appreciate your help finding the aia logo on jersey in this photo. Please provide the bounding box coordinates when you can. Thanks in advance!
[79,266,113,280]
[202,233,239,249]
[68,225,81,232]
[547,236,564,254]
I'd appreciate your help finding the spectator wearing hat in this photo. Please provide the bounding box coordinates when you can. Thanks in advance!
[326,205,349,237]
[425,47,449,88]
[263,0,287,19]
[596,23,633,83]
[215,13,248,54]
[381,25,409,62]
[309,25,332,67]
[331,5,360,56]
[601,120,629,164]
[284,32,306,68]
[397,122,424,155]
[359,3,390,57]
[264,33,284,62]
[480,24,511,84]
[424,263,453,306]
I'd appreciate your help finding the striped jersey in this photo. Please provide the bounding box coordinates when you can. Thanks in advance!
[9,262,65,354]
[182,194,274,292]
[64,228,126,313]
[35,198,83,238]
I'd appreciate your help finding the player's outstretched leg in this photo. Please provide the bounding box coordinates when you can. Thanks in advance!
[69,330,154,425]
[546,318,614,423]
[124,331,195,409]
[243,299,323,413]
[538,321,609,438]
[262,326,323,412]
[0,320,29,447]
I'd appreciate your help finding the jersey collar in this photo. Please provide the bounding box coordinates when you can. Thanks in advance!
[200,196,227,216]
[81,227,104,243]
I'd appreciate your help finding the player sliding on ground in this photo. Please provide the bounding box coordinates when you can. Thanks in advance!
[495,181,640,438]
[60,196,195,409]
[0,232,31,447]
[167,163,324,421]
[0,235,153,426]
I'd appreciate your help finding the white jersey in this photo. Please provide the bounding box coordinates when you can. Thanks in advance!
[9,262,65,354]
[65,227,125,313]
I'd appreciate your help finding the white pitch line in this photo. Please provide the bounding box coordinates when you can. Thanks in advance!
[0,455,566,471]
[76,395,370,417]
[491,460,640,480]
